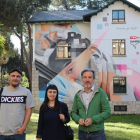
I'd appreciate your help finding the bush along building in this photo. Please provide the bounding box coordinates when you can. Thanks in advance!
[27,0,140,114]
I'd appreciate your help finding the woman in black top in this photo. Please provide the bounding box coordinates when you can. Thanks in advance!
[36,84,70,140]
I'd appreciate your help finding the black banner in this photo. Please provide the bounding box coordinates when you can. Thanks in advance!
[1,96,27,104]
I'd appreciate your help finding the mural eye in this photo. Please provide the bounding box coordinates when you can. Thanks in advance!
[68,67,73,75]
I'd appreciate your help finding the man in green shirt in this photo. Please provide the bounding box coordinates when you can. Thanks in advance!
[71,68,111,140]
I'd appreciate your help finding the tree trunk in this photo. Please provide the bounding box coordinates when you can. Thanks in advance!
[20,32,24,71]
[27,23,33,92]
[22,42,32,92]
[15,31,32,92]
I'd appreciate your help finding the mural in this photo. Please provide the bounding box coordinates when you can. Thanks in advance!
[35,23,140,102]
[91,13,140,101]
[35,23,91,101]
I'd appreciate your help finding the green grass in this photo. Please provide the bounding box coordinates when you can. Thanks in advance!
[27,113,140,140]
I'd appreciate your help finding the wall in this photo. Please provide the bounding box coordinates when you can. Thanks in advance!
[33,22,95,104]
[90,1,140,102]
[32,1,140,114]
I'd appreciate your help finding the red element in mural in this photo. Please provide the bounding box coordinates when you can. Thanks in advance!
[130,36,140,39]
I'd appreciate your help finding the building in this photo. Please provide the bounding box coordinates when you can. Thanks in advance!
[27,0,140,114]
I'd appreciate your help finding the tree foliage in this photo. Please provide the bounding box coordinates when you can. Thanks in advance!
[20,72,29,88]
[0,0,51,90]
[50,0,112,10]
[0,36,6,54]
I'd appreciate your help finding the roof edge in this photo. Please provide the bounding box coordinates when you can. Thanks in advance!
[26,19,84,23]
[83,0,140,22]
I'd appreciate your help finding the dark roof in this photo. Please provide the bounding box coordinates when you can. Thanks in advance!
[27,10,97,23]
[83,0,140,21]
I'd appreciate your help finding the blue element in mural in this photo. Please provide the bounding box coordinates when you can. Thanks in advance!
[97,24,102,29]
[40,90,46,101]
[69,24,81,34]
[40,74,72,101]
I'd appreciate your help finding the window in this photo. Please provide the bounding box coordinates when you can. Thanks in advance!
[113,39,125,55]
[114,105,127,111]
[112,10,125,22]
[56,43,71,58]
[113,77,126,93]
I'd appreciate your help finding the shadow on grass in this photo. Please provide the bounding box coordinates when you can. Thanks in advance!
[27,113,140,140]
[105,115,140,126]
[105,130,131,140]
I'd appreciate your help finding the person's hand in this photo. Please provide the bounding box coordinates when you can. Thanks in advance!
[79,119,85,126]
[36,138,41,140]
[85,118,92,126]
[0,132,1,135]
[14,126,26,134]
[59,114,66,122]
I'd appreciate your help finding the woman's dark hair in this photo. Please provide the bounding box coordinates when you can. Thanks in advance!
[43,84,60,111]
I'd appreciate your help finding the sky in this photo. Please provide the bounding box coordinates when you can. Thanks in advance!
[10,0,140,52]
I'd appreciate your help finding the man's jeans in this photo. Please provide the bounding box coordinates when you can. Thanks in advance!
[79,130,106,140]
[0,134,25,140]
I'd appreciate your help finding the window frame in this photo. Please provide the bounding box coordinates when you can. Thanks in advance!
[56,43,71,59]
[112,39,126,56]
[112,10,125,22]
[113,77,127,94]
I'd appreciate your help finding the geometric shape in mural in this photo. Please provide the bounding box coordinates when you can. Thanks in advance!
[41,24,49,31]
[71,33,74,37]
[136,52,139,55]
[132,59,137,64]
[35,24,41,31]
[117,64,127,71]
[121,70,127,75]
[105,23,109,26]
[127,69,132,75]
[97,24,102,29]
[82,43,85,47]
[69,24,81,34]
[74,39,79,45]
[103,17,107,22]
[35,31,41,40]
[40,91,45,101]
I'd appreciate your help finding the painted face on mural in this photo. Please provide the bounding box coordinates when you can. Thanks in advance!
[9,71,22,87]
[82,71,95,88]
[59,46,92,83]
[47,89,57,101]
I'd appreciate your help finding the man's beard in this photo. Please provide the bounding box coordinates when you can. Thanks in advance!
[83,84,92,88]
[11,83,20,87]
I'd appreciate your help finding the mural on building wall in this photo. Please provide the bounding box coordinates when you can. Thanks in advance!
[35,23,140,102]
[92,48,140,101]
[91,17,140,101]
[35,23,92,101]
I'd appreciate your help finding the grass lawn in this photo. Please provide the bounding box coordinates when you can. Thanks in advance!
[27,113,140,140]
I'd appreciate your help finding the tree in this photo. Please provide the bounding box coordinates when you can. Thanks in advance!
[0,36,6,55]
[50,0,112,10]
[0,0,51,91]
[20,72,29,88]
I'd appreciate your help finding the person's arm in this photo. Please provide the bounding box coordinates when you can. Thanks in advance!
[59,102,70,123]
[71,94,81,124]
[36,105,44,139]
[91,88,111,124]
[14,108,32,134]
